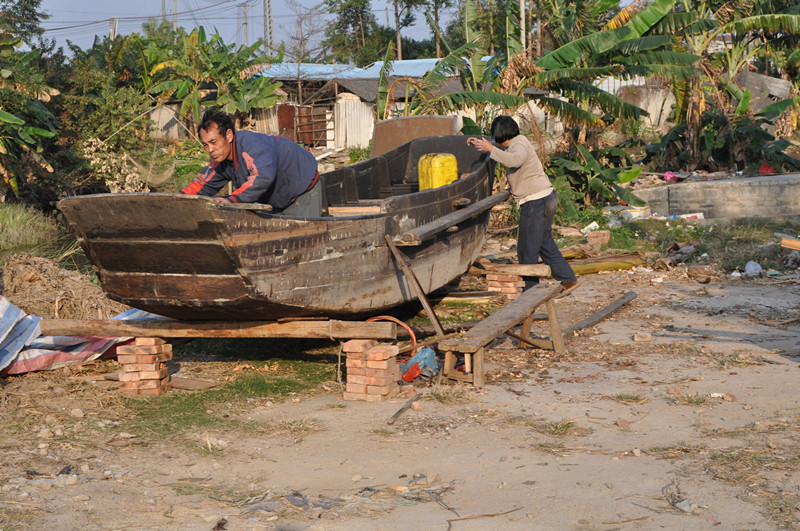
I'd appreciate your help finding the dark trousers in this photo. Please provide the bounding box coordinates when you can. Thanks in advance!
[518,190,577,288]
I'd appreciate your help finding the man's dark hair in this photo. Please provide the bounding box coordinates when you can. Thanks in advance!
[490,116,520,144]
[198,109,236,137]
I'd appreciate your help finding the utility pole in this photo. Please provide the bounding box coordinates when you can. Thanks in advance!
[173,0,177,31]
[110,17,118,39]
[243,3,248,46]
[520,0,526,53]
[162,0,166,21]
[263,0,274,51]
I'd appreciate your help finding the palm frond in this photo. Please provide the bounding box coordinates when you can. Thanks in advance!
[533,66,623,86]
[604,0,647,30]
[606,35,671,55]
[423,42,481,89]
[728,14,800,35]
[625,0,678,38]
[531,96,606,128]
[715,0,756,25]
[537,27,631,69]
[428,91,528,113]
[555,80,649,120]
[650,13,718,36]
[616,63,698,80]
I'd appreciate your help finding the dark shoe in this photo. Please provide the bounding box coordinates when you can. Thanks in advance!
[556,280,581,299]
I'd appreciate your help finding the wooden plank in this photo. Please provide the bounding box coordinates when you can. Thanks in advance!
[38,319,397,339]
[169,377,218,390]
[395,191,510,246]
[564,291,637,334]
[384,235,446,338]
[328,206,383,217]
[505,330,553,350]
[546,299,565,354]
[439,284,561,353]
[781,237,800,251]
[222,203,273,212]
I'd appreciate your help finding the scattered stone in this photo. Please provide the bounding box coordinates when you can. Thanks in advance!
[37,428,54,439]
[69,408,85,419]
[74,495,91,502]
[633,332,652,342]
[44,415,59,426]
[632,448,642,457]
[723,394,737,402]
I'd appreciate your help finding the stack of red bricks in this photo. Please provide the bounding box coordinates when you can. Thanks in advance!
[342,340,401,402]
[587,229,611,246]
[117,338,171,397]
[487,273,525,300]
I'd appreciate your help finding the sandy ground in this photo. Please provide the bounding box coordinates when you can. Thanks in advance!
[2,266,800,531]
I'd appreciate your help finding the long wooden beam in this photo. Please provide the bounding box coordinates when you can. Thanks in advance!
[563,291,637,334]
[394,190,510,246]
[38,319,397,339]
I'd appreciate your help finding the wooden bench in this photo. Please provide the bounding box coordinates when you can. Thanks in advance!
[438,284,564,387]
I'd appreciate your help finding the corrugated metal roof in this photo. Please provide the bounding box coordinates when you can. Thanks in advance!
[258,58,445,81]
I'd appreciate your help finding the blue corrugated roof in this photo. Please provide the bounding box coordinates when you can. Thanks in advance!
[258,58,446,81]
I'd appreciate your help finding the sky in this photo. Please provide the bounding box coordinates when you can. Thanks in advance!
[39,0,446,55]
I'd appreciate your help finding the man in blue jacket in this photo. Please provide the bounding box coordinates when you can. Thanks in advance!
[181,109,321,216]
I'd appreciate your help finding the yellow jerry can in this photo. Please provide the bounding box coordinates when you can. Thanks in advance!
[418,153,458,191]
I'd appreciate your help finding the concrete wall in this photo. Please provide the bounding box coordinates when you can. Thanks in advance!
[634,174,800,218]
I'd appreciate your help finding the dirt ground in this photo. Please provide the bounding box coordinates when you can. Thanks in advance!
[2,247,800,530]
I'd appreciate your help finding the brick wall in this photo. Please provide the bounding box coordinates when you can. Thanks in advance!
[635,174,800,219]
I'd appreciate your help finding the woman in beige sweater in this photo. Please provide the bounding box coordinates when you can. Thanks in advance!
[470,116,578,295]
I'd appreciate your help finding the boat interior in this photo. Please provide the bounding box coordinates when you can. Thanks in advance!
[319,136,489,217]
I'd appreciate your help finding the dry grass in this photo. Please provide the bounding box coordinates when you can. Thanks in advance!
[715,353,767,370]
[673,393,713,407]
[608,393,649,405]
[263,417,322,437]
[423,384,472,404]
[505,416,592,437]
[647,442,708,459]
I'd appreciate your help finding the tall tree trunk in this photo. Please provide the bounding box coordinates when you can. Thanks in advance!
[435,10,441,58]
[394,0,403,61]
[358,10,366,47]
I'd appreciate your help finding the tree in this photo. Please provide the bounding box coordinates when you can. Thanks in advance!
[0,36,57,200]
[0,0,49,45]
[391,0,425,60]
[323,0,393,66]
[149,28,282,127]
[422,0,455,57]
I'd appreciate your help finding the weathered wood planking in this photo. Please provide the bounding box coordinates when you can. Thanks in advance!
[59,136,494,321]
[39,319,397,339]
[439,284,562,353]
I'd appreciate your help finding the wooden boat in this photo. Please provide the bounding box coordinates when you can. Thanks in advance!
[58,135,508,321]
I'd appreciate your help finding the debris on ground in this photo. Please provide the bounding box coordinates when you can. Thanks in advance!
[2,253,130,319]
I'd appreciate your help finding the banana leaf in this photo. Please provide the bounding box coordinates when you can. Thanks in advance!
[625,0,678,38]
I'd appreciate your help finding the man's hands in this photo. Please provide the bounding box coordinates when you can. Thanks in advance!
[213,197,232,204]
[468,137,494,153]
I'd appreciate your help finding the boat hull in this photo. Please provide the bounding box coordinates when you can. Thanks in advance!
[59,135,493,321]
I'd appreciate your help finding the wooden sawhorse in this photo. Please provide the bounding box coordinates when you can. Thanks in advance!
[438,284,564,387]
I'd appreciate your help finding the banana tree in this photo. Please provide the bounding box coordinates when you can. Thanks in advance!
[661,0,800,169]
[149,28,282,127]
[0,36,57,198]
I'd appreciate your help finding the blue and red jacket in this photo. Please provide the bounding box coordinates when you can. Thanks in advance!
[180,130,318,210]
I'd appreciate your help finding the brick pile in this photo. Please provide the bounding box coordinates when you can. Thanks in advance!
[487,273,525,300]
[587,229,611,246]
[342,340,401,402]
[117,338,171,397]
